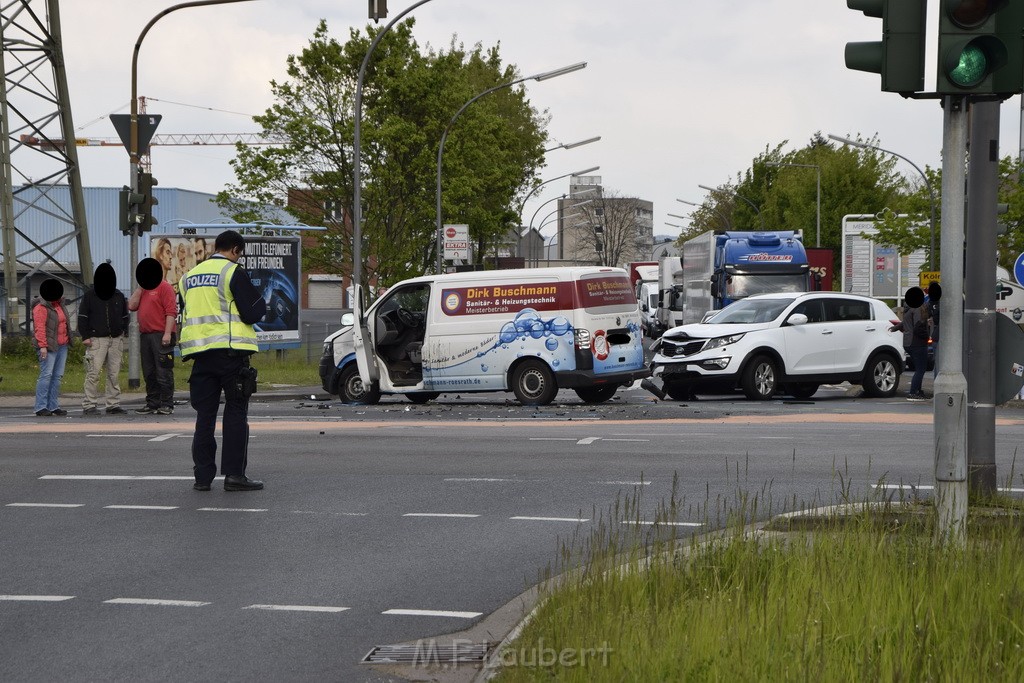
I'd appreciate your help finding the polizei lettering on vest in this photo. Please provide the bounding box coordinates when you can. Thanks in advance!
[186,273,221,288]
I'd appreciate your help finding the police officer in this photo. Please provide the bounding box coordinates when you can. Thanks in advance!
[179,230,267,491]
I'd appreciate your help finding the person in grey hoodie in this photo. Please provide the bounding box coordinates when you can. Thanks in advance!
[78,263,130,415]
[890,286,930,400]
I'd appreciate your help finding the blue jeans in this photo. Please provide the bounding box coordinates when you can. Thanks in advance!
[35,344,68,412]
[907,346,928,395]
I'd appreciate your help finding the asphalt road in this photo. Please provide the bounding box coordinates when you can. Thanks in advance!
[2,384,1023,681]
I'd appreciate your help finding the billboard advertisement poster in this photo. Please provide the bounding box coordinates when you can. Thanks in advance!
[149,235,301,345]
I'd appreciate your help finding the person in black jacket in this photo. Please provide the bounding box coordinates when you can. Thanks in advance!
[78,263,130,416]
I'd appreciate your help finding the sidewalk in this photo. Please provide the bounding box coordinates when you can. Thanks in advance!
[0,384,327,410]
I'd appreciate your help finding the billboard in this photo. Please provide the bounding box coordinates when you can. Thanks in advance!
[149,234,301,346]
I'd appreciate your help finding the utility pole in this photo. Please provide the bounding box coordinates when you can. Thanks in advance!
[965,98,1001,496]
[934,96,969,547]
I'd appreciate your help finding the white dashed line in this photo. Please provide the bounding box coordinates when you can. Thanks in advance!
[382,608,482,619]
[402,513,480,518]
[244,604,350,613]
[86,435,151,438]
[629,521,703,527]
[0,595,75,602]
[39,475,216,481]
[5,503,84,508]
[443,478,517,482]
[510,516,589,523]
[874,484,1024,493]
[104,505,178,511]
[148,433,181,442]
[104,598,211,607]
[576,437,601,445]
[198,507,267,513]
[599,481,650,486]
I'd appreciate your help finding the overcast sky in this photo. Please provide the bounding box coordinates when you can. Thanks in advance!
[34,0,1024,244]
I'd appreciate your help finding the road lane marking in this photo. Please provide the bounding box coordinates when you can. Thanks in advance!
[628,521,703,527]
[244,604,350,613]
[443,478,517,482]
[576,437,600,445]
[87,434,151,438]
[104,505,178,511]
[0,595,75,602]
[198,507,267,513]
[382,609,482,619]
[402,513,480,518]
[510,516,589,523]
[874,484,1024,493]
[599,481,650,486]
[40,475,220,481]
[104,598,211,607]
[148,433,181,442]
[5,503,84,508]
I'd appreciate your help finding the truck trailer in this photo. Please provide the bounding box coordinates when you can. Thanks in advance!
[654,231,812,336]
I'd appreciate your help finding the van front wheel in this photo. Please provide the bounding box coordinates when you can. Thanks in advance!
[338,364,381,405]
[574,385,617,404]
[511,360,557,406]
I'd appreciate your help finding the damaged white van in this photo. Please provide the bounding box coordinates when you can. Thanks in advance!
[318,267,648,406]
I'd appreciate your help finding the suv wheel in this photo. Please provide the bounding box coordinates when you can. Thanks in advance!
[339,364,381,405]
[862,354,900,398]
[742,355,777,400]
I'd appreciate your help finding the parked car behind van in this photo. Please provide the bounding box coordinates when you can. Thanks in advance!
[320,267,649,406]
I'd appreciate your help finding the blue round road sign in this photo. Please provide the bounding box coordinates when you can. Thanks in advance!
[1015,253,1024,286]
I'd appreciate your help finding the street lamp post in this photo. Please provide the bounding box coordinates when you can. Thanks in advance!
[126,0,255,388]
[516,165,600,226]
[766,161,821,247]
[544,136,600,153]
[677,198,731,230]
[828,133,936,270]
[353,0,439,293]
[435,62,587,273]
[698,184,765,229]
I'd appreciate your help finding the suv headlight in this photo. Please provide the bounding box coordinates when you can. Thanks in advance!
[704,333,744,351]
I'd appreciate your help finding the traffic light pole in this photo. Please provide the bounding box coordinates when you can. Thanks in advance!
[965,98,1001,496]
[934,95,969,548]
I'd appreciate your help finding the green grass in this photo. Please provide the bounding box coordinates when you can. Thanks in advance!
[495,482,1024,682]
[0,335,321,395]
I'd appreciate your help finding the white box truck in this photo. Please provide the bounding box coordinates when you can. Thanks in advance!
[319,267,649,406]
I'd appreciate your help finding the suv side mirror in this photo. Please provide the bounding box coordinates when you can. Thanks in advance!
[786,313,808,326]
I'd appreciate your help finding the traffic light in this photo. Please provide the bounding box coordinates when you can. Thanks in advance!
[937,0,1024,94]
[846,0,927,94]
[368,0,387,22]
[119,185,145,235]
[138,172,158,232]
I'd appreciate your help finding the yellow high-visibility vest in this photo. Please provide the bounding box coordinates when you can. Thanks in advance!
[178,256,258,357]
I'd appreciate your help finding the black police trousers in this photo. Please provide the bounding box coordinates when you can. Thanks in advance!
[188,349,252,484]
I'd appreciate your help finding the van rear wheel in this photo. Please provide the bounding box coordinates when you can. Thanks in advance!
[511,359,557,406]
[338,364,381,405]
[574,385,617,404]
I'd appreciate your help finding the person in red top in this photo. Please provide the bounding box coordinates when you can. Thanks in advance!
[33,278,72,417]
[128,258,178,414]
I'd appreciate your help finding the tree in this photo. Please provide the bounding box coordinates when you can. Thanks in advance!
[563,190,653,267]
[218,20,547,286]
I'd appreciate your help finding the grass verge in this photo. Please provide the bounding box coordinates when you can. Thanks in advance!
[0,336,321,395]
[493,481,1024,682]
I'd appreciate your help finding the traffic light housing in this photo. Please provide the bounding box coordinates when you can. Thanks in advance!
[119,185,145,235]
[368,0,387,22]
[138,172,158,232]
[846,0,927,94]
[937,0,1024,94]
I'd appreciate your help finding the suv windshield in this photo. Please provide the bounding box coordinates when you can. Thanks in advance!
[705,298,791,324]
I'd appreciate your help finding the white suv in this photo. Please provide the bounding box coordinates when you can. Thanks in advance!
[650,292,904,400]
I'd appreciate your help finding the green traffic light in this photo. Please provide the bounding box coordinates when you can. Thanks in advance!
[949,43,989,86]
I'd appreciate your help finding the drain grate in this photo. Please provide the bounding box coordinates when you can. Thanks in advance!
[361,641,493,665]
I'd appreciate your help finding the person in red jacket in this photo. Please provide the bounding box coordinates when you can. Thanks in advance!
[33,278,72,417]
[128,258,178,414]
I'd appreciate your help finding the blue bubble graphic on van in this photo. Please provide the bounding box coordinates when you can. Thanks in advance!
[546,316,570,336]
[528,320,545,339]
[514,308,538,333]
[499,322,518,344]
[481,364,488,372]
[545,337,558,351]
